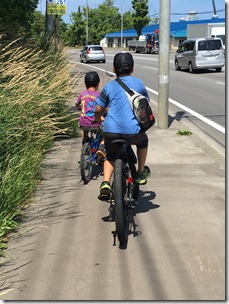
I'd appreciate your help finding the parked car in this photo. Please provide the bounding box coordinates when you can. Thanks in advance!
[80,45,106,63]
[175,37,224,73]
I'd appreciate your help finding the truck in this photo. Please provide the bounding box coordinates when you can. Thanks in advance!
[187,23,225,46]
[128,30,159,54]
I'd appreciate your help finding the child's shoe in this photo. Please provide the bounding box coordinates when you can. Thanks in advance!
[98,181,111,200]
[135,166,151,185]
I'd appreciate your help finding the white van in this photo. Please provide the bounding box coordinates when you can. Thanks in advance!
[175,37,224,73]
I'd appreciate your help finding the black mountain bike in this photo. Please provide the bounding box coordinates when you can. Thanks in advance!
[108,139,140,249]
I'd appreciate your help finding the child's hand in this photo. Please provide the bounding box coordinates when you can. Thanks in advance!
[75,103,81,110]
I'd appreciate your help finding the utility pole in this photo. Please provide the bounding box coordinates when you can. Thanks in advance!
[54,14,59,50]
[212,0,218,17]
[158,0,171,129]
[86,0,88,44]
[121,14,123,49]
[45,0,54,37]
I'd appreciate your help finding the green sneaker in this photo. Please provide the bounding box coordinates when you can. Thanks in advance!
[135,166,151,185]
[98,181,111,200]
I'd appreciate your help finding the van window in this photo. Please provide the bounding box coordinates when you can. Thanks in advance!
[179,42,189,52]
[183,42,190,52]
[198,40,222,51]
[189,41,195,51]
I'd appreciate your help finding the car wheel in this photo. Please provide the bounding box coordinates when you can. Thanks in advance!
[188,62,194,73]
[175,60,180,70]
[215,67,222,72]
[102,60,106,63]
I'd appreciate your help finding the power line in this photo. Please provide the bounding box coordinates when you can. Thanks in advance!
[150,8,225,17]
[171,9,225,15]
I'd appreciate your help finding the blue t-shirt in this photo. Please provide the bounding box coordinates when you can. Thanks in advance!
[96,76,149,134]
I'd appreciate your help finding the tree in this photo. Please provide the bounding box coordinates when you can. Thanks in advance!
[30,11,46,43]
[151,15,159,25]
[67,6,86,46]
[66,0,126,46]
[0,0,38,27]
[0,0,39,37]
[131,0,151,38]
[88,0,120,44]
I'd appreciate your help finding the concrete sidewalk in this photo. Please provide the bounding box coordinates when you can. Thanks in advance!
[0,66,225,300]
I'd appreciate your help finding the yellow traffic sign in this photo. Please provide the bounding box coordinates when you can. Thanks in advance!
[47,0,66,15]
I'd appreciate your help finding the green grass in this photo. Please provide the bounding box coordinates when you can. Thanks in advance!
[0,40,79,254]
[176,129,193,136]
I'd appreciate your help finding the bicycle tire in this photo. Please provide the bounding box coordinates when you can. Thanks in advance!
[114,159,128,246]
[80,142,92,184]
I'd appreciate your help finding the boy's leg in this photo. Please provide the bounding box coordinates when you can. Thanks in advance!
[103,160,114,182]
[99,160,114,199]
[96,139,106,159]
[137,147,147,172]
[135,133,151,185]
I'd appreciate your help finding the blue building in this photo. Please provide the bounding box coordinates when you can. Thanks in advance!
[100,18,225,49]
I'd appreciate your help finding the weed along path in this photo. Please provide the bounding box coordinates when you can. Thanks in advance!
[0,65,225,300]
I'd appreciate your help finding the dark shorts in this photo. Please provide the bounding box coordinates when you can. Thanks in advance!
[104,132,148,161]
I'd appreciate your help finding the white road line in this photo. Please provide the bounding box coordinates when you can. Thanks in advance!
[147,87,225,134]
[142,66,158,70]
[216,82,225,85]
[78,63,225,134]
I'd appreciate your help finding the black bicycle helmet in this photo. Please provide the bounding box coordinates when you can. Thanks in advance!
[113,52,134,74]
[85,71,100,88]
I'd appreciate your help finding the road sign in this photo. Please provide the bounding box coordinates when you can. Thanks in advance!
[47,0,67,15]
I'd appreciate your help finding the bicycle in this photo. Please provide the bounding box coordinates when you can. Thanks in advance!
[80,126,104,184]
[107,139,140,249]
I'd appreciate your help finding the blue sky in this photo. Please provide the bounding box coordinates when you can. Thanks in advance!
[38,0,226,23]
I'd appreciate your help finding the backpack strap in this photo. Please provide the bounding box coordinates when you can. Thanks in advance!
[115,78,135,97]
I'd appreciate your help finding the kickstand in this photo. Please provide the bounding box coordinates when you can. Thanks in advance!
[112,231,116,246]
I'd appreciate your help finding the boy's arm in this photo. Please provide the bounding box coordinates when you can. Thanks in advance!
[95,105,105,123]
[75,95,81,110]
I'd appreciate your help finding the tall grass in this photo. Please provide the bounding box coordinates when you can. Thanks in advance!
[0,41,78,252]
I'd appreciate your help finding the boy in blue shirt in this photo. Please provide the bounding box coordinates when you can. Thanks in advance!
[95,52,151,199]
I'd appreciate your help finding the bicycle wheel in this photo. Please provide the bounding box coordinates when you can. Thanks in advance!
[80,142,92,184]
[114,159,128,247]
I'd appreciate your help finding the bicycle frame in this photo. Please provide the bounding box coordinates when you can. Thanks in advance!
[80,127,103,184]
[84,129,101,165]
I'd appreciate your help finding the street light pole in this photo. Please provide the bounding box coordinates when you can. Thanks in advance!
[121,14,123,49]
[86,0,88,44]
[158,0,171,129]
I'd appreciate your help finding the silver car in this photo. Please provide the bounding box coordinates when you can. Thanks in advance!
[175,38,224,73]
[80,45,106,63]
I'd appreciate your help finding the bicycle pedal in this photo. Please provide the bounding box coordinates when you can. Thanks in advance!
[98,194,110,201]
